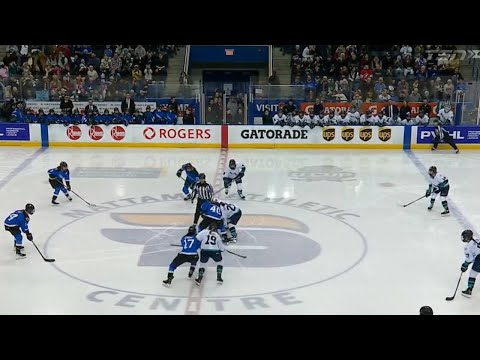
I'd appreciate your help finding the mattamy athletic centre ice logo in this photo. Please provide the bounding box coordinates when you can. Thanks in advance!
[44,193,366,313]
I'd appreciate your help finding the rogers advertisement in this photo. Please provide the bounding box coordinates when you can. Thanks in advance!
[55,125,219,145]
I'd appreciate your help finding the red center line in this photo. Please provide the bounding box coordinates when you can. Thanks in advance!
[183,147,229,315]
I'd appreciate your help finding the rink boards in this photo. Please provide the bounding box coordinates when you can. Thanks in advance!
[1,123,480,149]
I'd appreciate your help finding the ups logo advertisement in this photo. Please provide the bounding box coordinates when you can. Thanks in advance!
[378,128,392,142]
[322,127,336,142]
[359,127,373,142]
[341,127,354,142]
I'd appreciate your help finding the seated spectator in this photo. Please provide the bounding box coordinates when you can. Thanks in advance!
[408,88,421,102]
[378,89,391,101]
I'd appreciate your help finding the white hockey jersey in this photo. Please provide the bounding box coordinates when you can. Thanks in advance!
[360,114,375,125]
[293,114,306,124]
[224,161,246,180]
[414,114,430,126]
[196,229,225,252]
[305,114,319,125]
[273,113,287,125]
[464,239,480,264]
[429,172,449,189]
[348,110,360,124]
[220,202,241,226]
[438,109,454,125]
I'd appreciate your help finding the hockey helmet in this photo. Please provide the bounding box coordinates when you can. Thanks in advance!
[25,203,35,215]
[187,225,197,236]
[428,166,437,178]
[461,230,474,242]
[229,159,236,169]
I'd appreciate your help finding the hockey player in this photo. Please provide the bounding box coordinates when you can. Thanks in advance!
[437,104,454,125]
[337,110,350,126]
[293,111,307,128]
[48,161,72,205]
[323,111,337,126]
[359,110,375,126]
[305,108,319,129]
[218,200,242,242]
[348,106,360,125]
[460,230,480,297]
[176,162,199,200]
[425,166,450,215]
[162,225,200,287]
[194,222,225,285]
[4,204,35,259]
[414,110,430,126]
[376,111,388,127]
[223,159,246,199]
[419,306,433,315]
[431,120,459,153]
[273,109,287,127]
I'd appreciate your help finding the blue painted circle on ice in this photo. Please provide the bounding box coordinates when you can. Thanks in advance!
[44,199,367,299]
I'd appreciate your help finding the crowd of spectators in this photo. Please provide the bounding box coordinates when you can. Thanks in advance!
[281,45,467,103]
[1,96,196,125]
[0,45,179,103]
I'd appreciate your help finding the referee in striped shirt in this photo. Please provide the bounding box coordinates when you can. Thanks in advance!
[191,173,214,225]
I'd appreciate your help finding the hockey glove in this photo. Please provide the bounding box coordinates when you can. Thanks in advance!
[26,232,33,241]
[176,170,182,178]
[425,189,432,198]
[66,181,71,191]
[461,262,470,272]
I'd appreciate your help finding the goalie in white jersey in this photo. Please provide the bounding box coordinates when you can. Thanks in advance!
[223,159,246,199]
[217,199,242,243]
[425,165,450,215]
[460,230,480,297]
[194,222,225,285]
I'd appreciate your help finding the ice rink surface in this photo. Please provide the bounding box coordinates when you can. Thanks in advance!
[0,146,479,314]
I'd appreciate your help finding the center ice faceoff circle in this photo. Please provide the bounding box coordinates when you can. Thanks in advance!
[45,196,367,298]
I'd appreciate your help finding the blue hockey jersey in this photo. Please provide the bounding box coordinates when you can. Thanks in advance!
[179,234,201,255]
[48,167,70,182]
[4,210,30,233]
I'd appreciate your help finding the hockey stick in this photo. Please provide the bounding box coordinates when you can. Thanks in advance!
[31,240,55,262]
[70,189,96,207]
[402,195,426,207]
[226,249,247,259]
[53,179,96,206]
[213,187,226,196]
[446,273,463,301]
[170,244,246,259]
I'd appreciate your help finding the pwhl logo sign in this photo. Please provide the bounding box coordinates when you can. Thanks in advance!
[45,194,365,314]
